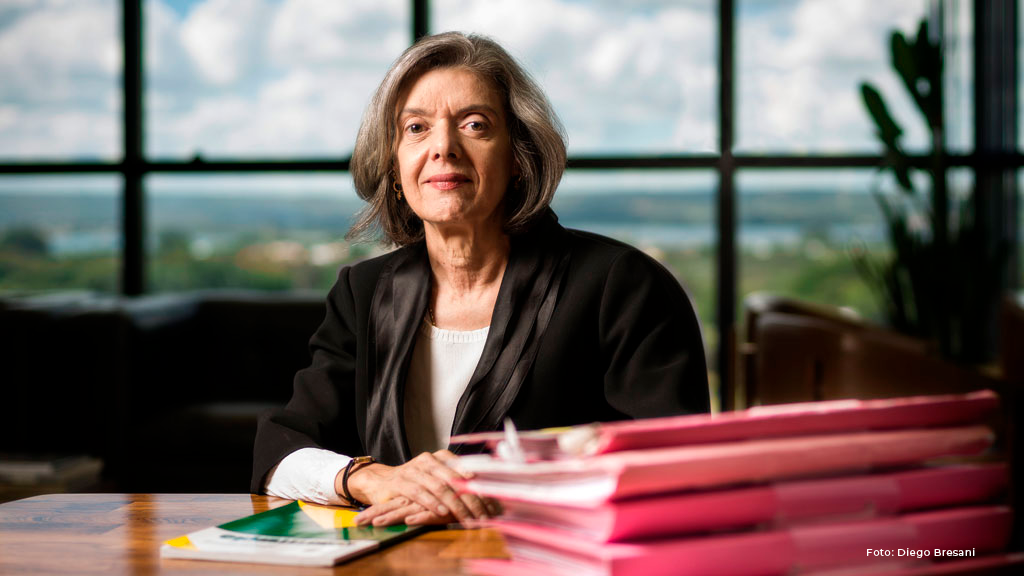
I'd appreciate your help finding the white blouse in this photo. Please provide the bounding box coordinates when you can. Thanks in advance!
[264,318,488,504]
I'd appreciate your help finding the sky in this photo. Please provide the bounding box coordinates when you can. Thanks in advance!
[0,0,978,165]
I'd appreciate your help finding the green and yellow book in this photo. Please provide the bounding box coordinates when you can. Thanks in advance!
[160,500,428,567]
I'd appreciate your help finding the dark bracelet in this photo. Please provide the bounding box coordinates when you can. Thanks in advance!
[341,455,376,509]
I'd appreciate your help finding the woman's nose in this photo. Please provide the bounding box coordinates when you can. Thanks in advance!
[431,124,460,160]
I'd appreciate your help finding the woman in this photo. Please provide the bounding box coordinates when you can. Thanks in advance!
[252,32,709,528]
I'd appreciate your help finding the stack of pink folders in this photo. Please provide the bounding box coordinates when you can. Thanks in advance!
[453,391,1014,576]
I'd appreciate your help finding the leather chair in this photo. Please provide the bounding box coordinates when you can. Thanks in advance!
[120,290,325,493]
[1,290,326,493]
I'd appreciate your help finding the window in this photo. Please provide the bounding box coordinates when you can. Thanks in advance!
[0,0,121,160]
[738,1,926,153]
[145,0,408,159]
[146,173,374,291]
[553,169,716,348]
[0,175,120,292]
[1,0,1018,407]
[737,169,884,318]
[433,0,717,154]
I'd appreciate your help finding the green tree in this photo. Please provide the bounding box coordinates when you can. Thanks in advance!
[0,227,49,255]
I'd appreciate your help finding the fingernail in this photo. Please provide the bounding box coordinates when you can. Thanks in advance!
[436,505,448,515]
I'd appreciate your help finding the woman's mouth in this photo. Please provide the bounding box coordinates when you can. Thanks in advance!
[426,173,469,190]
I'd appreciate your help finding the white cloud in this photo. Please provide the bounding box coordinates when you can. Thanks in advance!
[0,0,119,103]
[146,0,189,76]
[0,0,119,158]
[268,0,404,67]
[180,0,271,86]
[737,0,930,152]
[0,0,975,160]
[0,107,119,160]
[436,0,717,153]
[146,0,405,157]
[148,66,385,157]
[0,105,17,131]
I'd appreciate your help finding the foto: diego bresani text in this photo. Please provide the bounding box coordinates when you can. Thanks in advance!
[866,549,976,559]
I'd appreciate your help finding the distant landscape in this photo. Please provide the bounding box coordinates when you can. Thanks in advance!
[0,187,912,353]
[12,183,1022,349]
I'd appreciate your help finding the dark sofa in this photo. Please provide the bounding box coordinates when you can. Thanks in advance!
[0,290,326,493]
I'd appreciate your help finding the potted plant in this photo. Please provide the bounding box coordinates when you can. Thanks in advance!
[854,18,1007,364]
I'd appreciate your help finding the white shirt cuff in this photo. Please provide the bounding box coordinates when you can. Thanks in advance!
[263,447,352,505]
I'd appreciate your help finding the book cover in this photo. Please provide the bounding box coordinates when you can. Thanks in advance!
[474,506,1012,576]
[451,391,998,459]
[496,464,1008,542]
[455,425,994,506]
[160,500,428,567]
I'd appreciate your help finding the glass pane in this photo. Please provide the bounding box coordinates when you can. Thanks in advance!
[146,173,380,291]
[145,0,409,159]
[736,0,945,153]
[0,175,120,293]
[433,0,717,154]
[0,1,121,160]
[737,169,891,320]
[738,167,977,320]
[943,0,973,154]
[553,169,716,399]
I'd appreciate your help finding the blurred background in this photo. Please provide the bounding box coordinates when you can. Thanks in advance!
[0,0,1020,495]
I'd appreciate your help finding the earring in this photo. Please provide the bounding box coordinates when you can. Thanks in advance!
[391,171,403,201]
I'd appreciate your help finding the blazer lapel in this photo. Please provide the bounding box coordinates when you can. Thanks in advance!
[450,214,571,446]
[365,242,429,465]
[364,213,571,462]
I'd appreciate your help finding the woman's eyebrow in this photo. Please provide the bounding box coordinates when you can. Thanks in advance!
[454,104,500,118]
[398,105,500,120]
[398,107,429,120]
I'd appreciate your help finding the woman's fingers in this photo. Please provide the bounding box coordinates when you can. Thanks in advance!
[404,509,451,525]
[357,500,453,527]
[416,452,493,523]
[353,496,409,525]
[423,451,489,521]
[351,451,492,527]
[371,502,430,527]
[433,449,475,479]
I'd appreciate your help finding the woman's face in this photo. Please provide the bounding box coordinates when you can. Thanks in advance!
[394,67,516,232]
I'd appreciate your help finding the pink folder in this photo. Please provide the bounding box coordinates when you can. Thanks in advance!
[470,506,1012,576]
[456,425,994,506]
[468,553,1024,576]
[496,464,1008,542]
[451,391,998,459]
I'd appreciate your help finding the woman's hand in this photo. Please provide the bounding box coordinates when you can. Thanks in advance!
[354,495,503,527]
[341,449,494,526]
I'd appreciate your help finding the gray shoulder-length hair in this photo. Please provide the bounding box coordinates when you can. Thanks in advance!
[346,32,567,246]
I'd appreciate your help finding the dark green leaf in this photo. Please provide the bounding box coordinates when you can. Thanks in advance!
[860,83,903,145]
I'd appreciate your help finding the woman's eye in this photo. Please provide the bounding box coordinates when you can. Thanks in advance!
[465,121,486,132]
[405,123,425,135]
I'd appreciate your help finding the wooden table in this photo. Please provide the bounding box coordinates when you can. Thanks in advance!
[0,493,509,575]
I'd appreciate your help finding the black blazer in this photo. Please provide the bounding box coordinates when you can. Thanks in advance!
[251,212,710,492]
